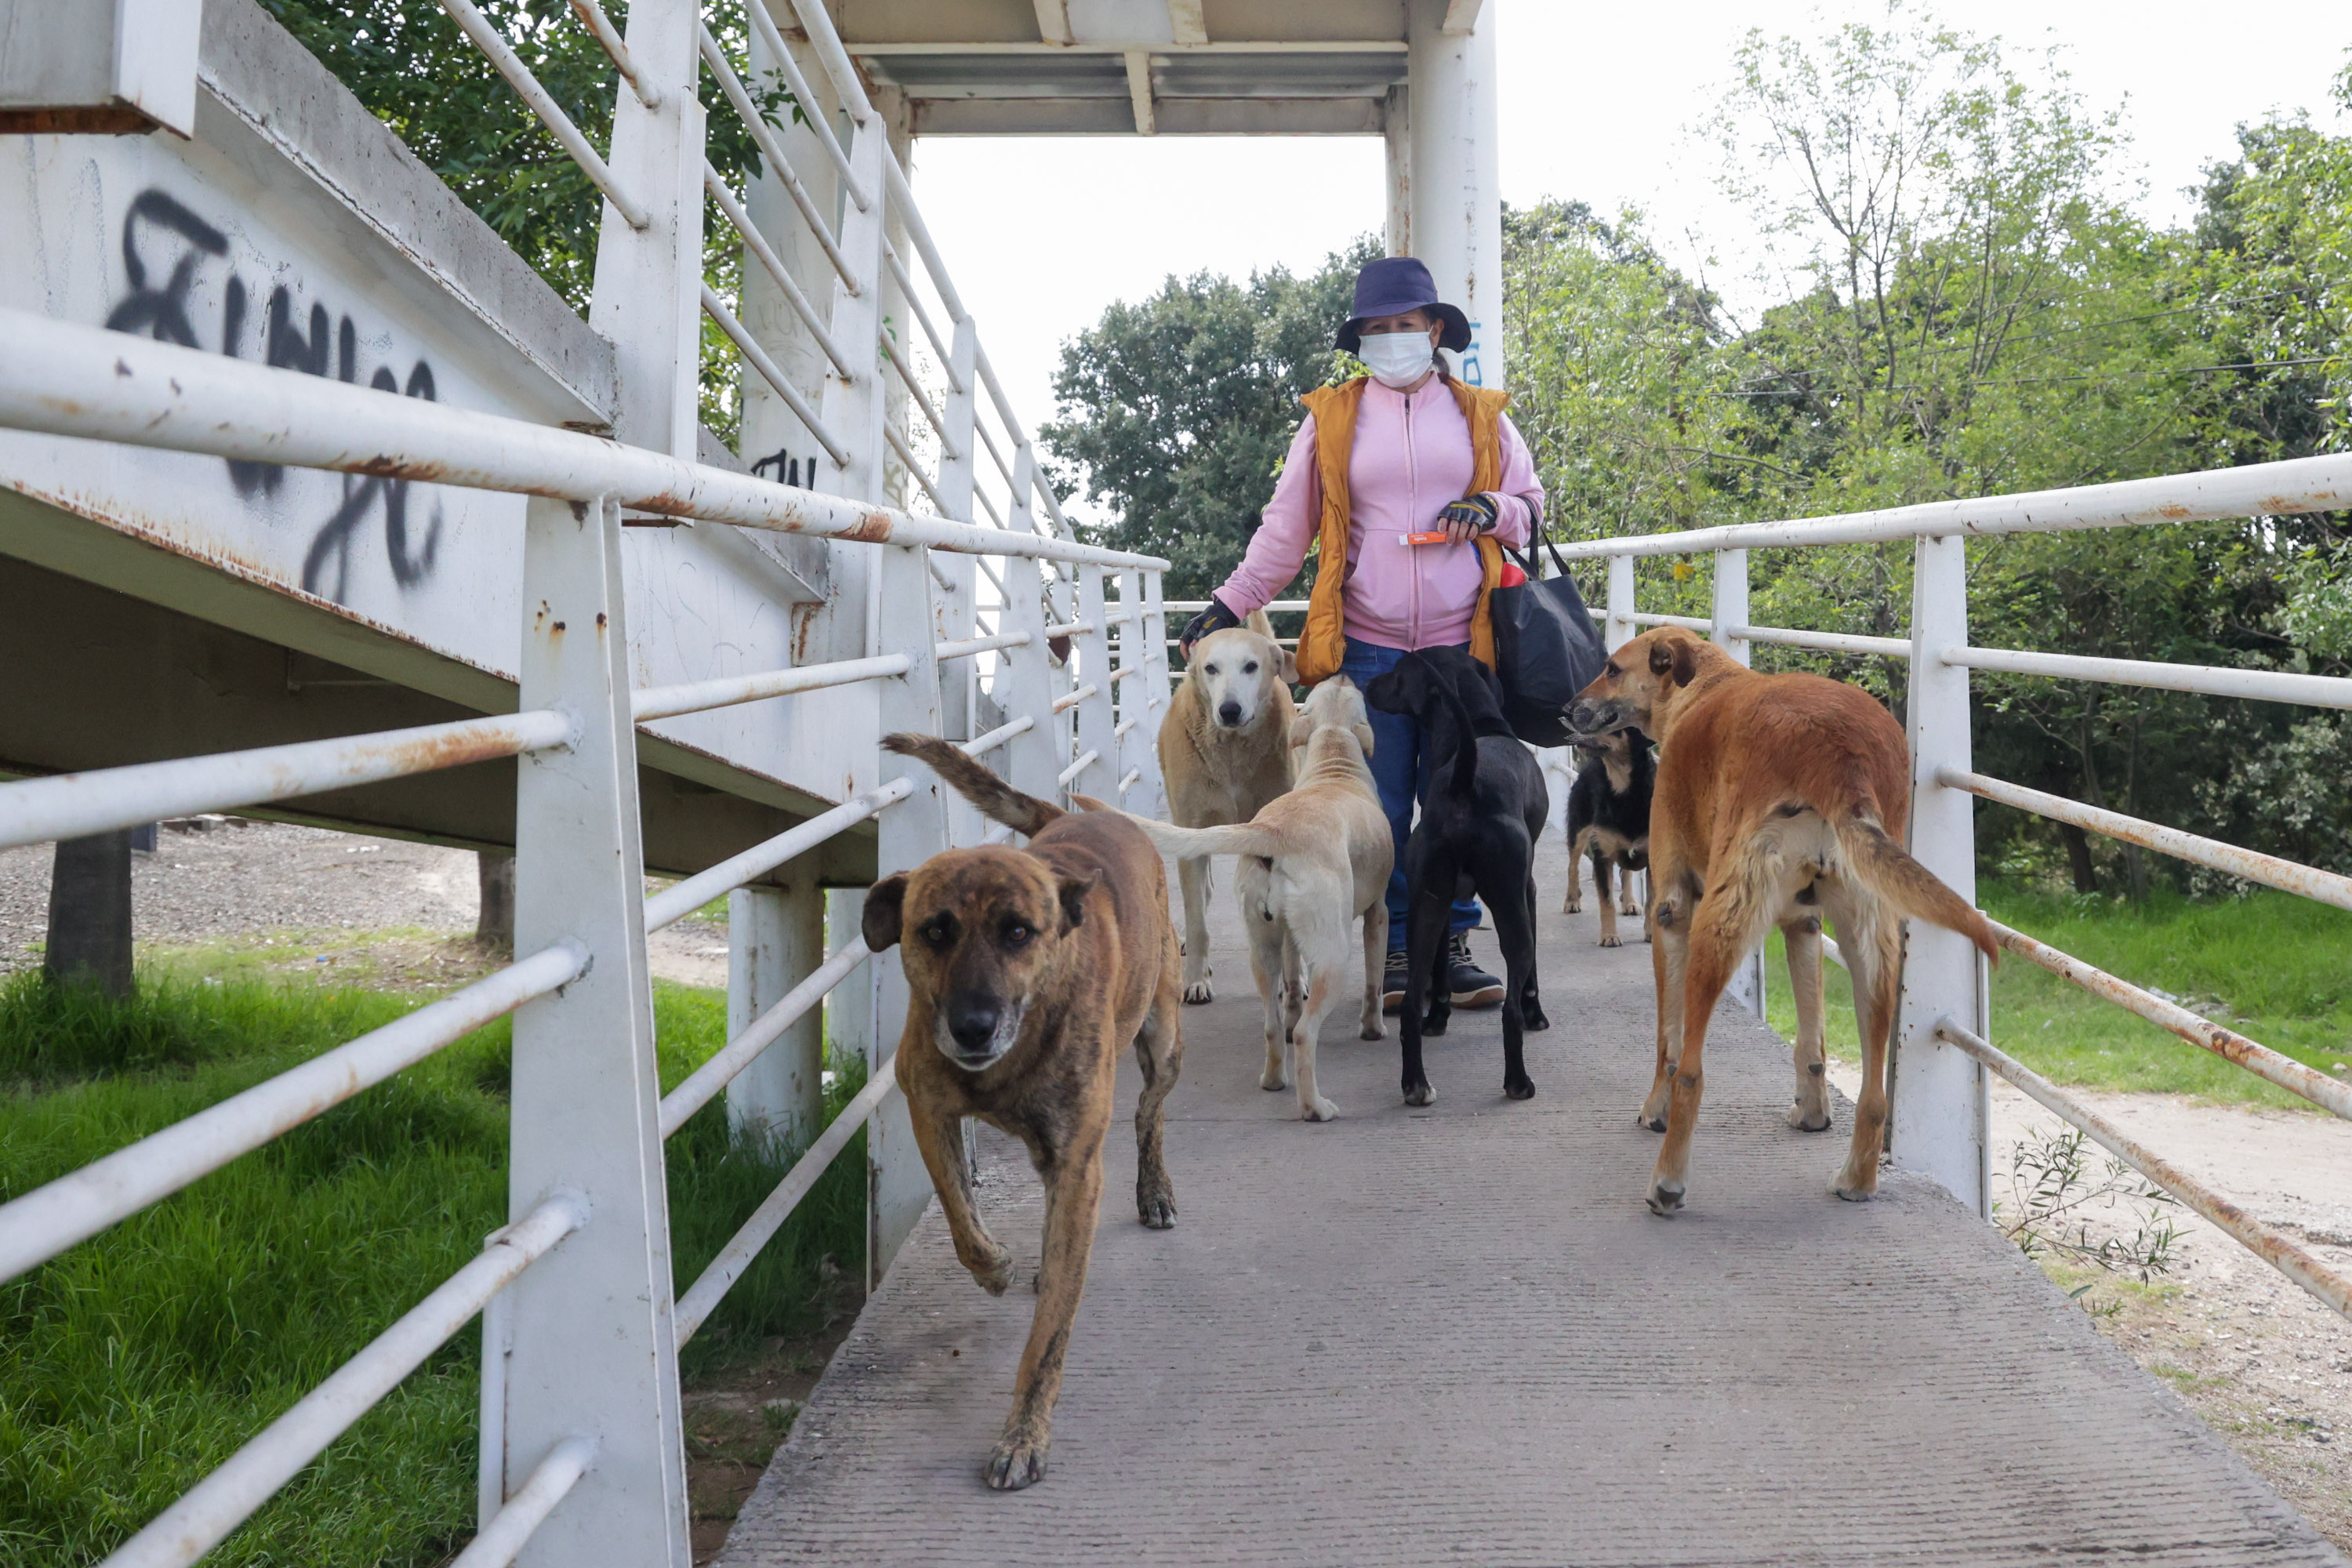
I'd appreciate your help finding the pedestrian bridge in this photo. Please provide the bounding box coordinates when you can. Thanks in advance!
[2,1,2350,1565]
[718,837,2339,1566]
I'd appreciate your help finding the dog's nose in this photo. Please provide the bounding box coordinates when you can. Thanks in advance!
[1217,700,1243,726]
[1567,699,1600,733]
[947,1001,1000,1054]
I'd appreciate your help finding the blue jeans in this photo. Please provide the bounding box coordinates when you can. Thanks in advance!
[1338,637,1481,950]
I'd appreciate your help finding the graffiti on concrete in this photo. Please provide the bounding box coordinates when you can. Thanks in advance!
[104,187,443,602]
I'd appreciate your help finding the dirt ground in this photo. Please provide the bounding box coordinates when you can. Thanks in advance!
[1827,1062,2352,1548]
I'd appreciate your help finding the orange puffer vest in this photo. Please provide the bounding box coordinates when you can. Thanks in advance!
[1292,375,1513,685]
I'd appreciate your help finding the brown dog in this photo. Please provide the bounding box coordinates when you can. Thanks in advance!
[867,733,1184,1490]
[1566,628,1997,1215]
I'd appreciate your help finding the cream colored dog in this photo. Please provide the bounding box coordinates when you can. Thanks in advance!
[1157,610,1297,1004]
[1087,677,1388,1122]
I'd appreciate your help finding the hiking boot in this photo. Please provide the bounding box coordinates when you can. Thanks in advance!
[1447,932,1504,1008]
[1382,948,1410,1014]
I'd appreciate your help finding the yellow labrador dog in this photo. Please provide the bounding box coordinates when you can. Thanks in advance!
[1158,609,1297,1004]
[1088,677,1388,1121]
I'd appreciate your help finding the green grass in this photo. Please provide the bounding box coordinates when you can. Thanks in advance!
[0,967,865,1568]
[1762,882,2352,1109]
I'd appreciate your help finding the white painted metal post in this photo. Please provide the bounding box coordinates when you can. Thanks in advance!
[1382,82,1412,256]
[1606,554,1635,653]
[1894,533,1991,1216]
[818,118,887,503]
[1071,565,1120,803]
[502,497,688,1568]
[724,877,826,1152]
[825,887,872,1082]
[867,543,949,1281]
[935,316,980,815]
[1405,0,1502,389]
[998,555,1063,807]
[1711,548,1763,1017]
[586,0,703,458]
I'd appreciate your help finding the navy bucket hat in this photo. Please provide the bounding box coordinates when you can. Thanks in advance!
[1335,255,1472,354]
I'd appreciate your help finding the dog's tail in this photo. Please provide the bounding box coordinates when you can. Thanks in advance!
[883,733,1062,837]
[1070,797,1291,862]
[1830,809,2000,964]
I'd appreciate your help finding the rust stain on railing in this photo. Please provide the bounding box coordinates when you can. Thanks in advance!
[1984,918,2352,1122]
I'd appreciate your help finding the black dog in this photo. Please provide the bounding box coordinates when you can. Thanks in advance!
[1363,648,1548,1105]
[1562,728,1653,948]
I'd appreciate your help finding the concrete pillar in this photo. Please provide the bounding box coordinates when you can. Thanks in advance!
[1403,0,1503,389]
[1382,82,1412,256]
[824,886,871,1081]
[45,831,133,996]
[724,877,826,1151]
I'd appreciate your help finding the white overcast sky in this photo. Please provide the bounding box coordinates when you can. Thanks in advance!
[906,0,2351,479]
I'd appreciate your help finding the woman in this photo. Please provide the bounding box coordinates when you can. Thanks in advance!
[1180,256,1546,1013]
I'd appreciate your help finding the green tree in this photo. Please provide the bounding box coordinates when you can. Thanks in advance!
[258,0,792,444]
[1043,240,1377,600]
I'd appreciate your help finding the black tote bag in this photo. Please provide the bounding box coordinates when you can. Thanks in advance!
[1489,531,1606,747]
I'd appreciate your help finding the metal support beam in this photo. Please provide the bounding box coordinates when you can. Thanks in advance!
[502,496,689,1568]
[1404,0,1500,387]
[1893,533,1990,1216]
[1124,50,1156,134]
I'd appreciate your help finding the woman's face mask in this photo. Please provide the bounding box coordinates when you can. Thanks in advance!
[1359,328,1436,390]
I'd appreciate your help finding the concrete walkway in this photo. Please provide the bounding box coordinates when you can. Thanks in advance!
[720,841,2343,1566]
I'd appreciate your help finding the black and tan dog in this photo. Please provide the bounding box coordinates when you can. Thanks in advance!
[869,734,1185,1490]
[1562,727,1653,948]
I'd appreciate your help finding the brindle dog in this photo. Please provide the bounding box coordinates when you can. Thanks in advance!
[868,733,1185,1491]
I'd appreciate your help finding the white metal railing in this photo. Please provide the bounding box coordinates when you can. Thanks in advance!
[0,0,1182,1558]
[1560,448,2352,1329]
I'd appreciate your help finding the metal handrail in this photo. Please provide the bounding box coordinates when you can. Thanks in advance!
[884,243,959,389]
[673,1057,898,1342]
[698,27,858,292]
[644,779,914,934]
[1551,450,2352,561]
[1050,683,1098,714]
[935,630,1034,662]
[633,652,909,722]
[1941,768,2352,914]
[105,1192,590,1568]
[885,421,955,517]
[1934,1019,2351,1323]
[700,282,848,466]
[880,328,960,458]
[0,942,588,1286]
[564,0,657,107]
[0,710,575,852]
[660,942,872,1137]
[452,1434,597,1568]
[434,0,648,228]
[738,0,866,209]
[1944,644,2352,712]
[1058,749,1100,786]
[1982,918,2352,1120]
[702,163,851,376]
[1,313,1168,572]
[1732,625,1911,659]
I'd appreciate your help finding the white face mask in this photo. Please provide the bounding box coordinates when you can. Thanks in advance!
[1358,329,1436,390]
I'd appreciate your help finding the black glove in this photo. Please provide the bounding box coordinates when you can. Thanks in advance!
[1180,595,1242,652]
[1439,494,1501,536]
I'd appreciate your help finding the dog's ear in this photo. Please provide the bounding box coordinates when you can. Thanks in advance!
[1289,713,1316,748]
[1070,793,1112,812]
[1056,870,1099,933]
[1277,644,1300,685]
[1352,721,1376,756]
[862,873,909,951]
[1670,637,1700,688]
[1647,638,1677,677]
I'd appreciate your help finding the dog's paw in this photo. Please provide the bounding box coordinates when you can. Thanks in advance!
[1831,1181,1875,1203]
[1504,1074,1536,1101]
[1137,1185,1178,1229]
[1636,1108,1668,1134]
[1563,898,1582,914]
[1787,1100,1834,1132]
[1645,1180,1686,1217]
[1524,1005,1549,1032]
[1260,1062,1289,1091]
[1596,934,1621,949]
[1620,901,1641,917]
[1359,1019,1385,1041]
[1421,1011,1449,1036]
[1831,1160,1878,1202]
[1301,1095,1339,1123]
[1403,1080,1436,1108]
[1182,980,1214,1005]
[969,1247,1016,1296]
[984,1431,1049,1491]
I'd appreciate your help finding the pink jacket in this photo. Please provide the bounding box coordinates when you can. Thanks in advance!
[1214,376,1545,651]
